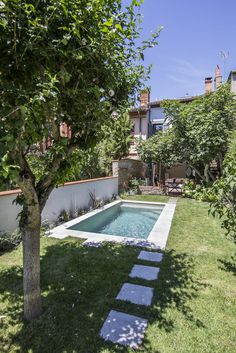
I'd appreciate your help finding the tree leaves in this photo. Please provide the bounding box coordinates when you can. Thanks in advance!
[0,0,158,191]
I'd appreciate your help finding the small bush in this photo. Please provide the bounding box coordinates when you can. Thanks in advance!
[0,229,22,253]
[183,180,217,202]
[128,178,145,194]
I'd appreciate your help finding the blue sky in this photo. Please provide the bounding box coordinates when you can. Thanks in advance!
[124,0,236,101]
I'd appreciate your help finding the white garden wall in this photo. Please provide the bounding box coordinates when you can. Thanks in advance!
[0,176,118,234]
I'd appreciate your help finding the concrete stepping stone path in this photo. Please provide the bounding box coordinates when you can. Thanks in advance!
[100,250,163,348]
[116,283,154,306]
[100,310,148,349]
[129,264,160,281]
[138,250,163,263]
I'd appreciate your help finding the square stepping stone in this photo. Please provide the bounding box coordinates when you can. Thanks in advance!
[129,264,160,281]
[138,250,163,263]
[100,310,148,348]
[116,283,153,306]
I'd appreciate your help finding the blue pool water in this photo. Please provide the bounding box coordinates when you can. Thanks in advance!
[68,203,163,239]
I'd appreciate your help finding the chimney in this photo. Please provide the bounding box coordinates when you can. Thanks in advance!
[214,65,222,89]
[205,77,213,94]
[139,89,150,107]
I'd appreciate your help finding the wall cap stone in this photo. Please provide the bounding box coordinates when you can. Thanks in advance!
[0,176,118,197]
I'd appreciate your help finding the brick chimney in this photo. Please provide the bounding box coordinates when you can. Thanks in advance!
[214,65,222,89]
[139,90,150,107]
[205,77,213,94]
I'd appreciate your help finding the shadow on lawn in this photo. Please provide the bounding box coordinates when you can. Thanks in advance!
[218,254,236,277]
[0,240,205,353]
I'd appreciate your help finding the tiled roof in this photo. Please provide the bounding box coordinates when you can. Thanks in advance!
[129,94,200,113]
[149,95,199,107]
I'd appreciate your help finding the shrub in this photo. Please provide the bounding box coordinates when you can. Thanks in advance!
[128,178,145,194]
[0,229,22,253]
[183,180,217,202]
[210,131,236,240]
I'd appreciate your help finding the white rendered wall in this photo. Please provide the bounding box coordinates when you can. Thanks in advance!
[0,193,22,234]
[0,177,118,234]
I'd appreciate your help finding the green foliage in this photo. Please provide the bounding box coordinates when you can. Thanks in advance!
[76,109,132,180]
[128,177,145,193]
[137,130,179,166]
[182,180,217,202]
[0,229,21,253]
[161,84,236,180]
[210,131,236,240]
[54,109,132,181]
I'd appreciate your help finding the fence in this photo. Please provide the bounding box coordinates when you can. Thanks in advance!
[0,176,118,234]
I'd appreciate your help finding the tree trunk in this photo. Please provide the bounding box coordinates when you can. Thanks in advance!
[189,164,205,181]
[204,164,210,183]
[152,163,156,186]
[159,162,162,183]
[22,216,42,320]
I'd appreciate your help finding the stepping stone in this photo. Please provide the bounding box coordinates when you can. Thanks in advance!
[116,283,153,306]
[138,250,163,263]
[100,310,148,348]
[129,264,160,281]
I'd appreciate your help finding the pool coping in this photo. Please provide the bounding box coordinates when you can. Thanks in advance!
[49,199,176,250]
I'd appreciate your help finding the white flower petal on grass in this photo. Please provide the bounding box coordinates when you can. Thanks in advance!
[109,89,115,97]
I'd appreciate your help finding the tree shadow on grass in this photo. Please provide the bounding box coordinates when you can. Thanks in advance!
[0,239,206,353]
[218,254,236,277]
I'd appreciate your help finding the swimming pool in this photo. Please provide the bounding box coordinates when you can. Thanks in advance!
[68,203,164,239]
[50,200,176,249]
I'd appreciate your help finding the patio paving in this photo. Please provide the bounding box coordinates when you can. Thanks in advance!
[116,283,154,306]
[129,264,160,281]
[100,310,148,348]
[138,250,163,263]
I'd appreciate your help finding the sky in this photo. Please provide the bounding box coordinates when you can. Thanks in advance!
[123,0,236,101]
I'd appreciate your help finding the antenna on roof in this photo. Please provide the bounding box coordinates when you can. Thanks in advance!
[220,51,229,82]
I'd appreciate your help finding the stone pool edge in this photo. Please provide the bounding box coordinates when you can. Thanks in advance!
[49,199,176,250]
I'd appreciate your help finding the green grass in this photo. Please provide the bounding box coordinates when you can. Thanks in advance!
[0,197,236,353]
[121,194,170,203]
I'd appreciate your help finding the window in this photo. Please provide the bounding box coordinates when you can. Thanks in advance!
[153,123,163,134]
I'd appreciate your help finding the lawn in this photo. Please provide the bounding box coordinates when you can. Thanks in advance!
[0,197,236,353]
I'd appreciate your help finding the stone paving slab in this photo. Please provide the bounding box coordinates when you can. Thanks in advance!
[116,283,153,306]
[129,264,160,281]
[138,250,163,263]
[100,310,148,348]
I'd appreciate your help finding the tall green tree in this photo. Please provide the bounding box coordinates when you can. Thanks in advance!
[0,0,160,319]
[62,109,132,180]
[162,84,236,181]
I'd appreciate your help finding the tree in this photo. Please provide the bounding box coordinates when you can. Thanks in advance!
[210,131,236,240]
[0,0,160,319]
[63,109,132,179]
[137,130,179,184]
[161,84,236,181]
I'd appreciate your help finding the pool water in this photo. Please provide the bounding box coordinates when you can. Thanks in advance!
[68,203,163,239]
